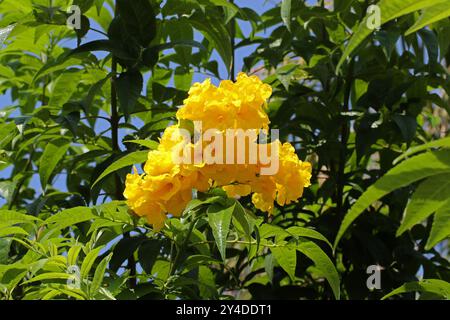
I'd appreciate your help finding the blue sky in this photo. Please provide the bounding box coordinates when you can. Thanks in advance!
[0,0,278,207]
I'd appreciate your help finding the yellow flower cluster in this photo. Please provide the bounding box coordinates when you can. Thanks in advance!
[124,73,311,230]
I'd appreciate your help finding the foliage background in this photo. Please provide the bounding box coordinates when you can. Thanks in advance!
[0,0,449,300]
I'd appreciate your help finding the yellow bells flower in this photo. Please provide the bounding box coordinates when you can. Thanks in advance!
[144,149,179,177]
[250,175,277,213]
[177,73,272,132]
[124,72,312,230]
[123,168,166,230]
[162,188,192,217]
[222,184,252,198]
[272,142,312,206]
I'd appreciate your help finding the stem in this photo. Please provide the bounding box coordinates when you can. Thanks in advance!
[109,2,136,289]
[169,218,198,276]
[336,59,354,216]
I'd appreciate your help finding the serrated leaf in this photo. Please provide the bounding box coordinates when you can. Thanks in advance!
[0,210,42,225]
[116,70,143,117]
[281,0,291,31]
[207,202,234,261]
[46,207,96,230]
[110,236,145,272]
[187,13,232,74]
[67,245,83,267]
[80,246,104,280]
[397,173,450,236]
[22,272,72,284]
[48,71,82,108]
[0,226,28,237]
[90,253,112,296]
[264,254,274,284]
[39,138,71,189]
[335,150,450,249]
[0,122,17,149]
[0,24,15,47]
[296,241,340,300]
[138,240,161,274]
[270,245,296,281]
[287,226,332,249]
[406,2,450,35]
[382,279,450,300]
[92,151,148,188]
[116,0,157,47]
[393,137,450,165]
[426,200,450,250]
[124,139,159,150]
[336,0,448,72]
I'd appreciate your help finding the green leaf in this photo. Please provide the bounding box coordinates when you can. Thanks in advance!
[270,245,296,281]
[22,272,72,284]
[73,0,95,13]
[334,150,450,249]
[0,178,15,197]
[397,173,450,236]
[264,253,274,284]
[39,138,71,189]
[417,29,439,63]
[392,114,417,144]
[151,40,207,53]
[90,253,112,296]
[67,245,83,267]
[110,236,145,272]
[80,246,104,280]
[124,139,159,150]
[208,0,239,23]
[0,24,15,47]
[281,0,292,31]
[188,13,232,74]
[336,0,448,72]
[116,70,143,117]
[0,226,28,237]
[83,74,111,112]
[287,226,332,249]
[207,202,234,261]
[393,137,450,165]
[382,279,450,300]
[116,0,157,47]
[92,151,148,188]
[138,240,161,274]
[32,55,89,85]
[46,207,96,230]
[426,200,450,250]
[0,122,17,149]
[406,2,450,35]
[296,241,340,300]
[48,71,82,108]
[232,199,254,240]
[0,210,42,225]
[0,238,11,264]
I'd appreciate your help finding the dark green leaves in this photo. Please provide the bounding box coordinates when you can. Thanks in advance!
[188,12,232,74]
[138,240,161,274]
[398,173,450,236]
[335,150,450,249]
[110,236,146,272]
[92,151,148,188]
[116,0,157,47]
[116,70,143,117]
